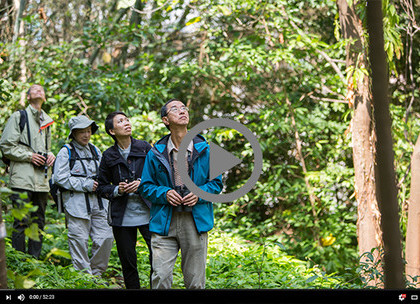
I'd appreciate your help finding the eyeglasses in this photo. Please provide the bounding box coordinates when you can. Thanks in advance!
[167,106,189,114]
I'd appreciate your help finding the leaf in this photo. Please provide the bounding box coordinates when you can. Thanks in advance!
[11,208,27,221]
[27,268,44,277]
[306,275,318,283]
[334,17,341,41]
[321,234,336,247]
[24,223,40,242]
[7,269,15,281]
[117,0,136,10]
[275,242,287,251]
[19,192,29,200]
[0,187,15,194]
[102,52,112,64]
[185,16,201,26]
[50,248,71,259]
[366,252,374,262]
[217,5,232,16]
[14,275,25,289]
[23,279,36,289]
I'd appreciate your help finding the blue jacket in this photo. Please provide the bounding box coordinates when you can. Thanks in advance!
[139,134,223,236]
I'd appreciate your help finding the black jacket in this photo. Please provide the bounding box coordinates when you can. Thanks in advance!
[97,137,152,226]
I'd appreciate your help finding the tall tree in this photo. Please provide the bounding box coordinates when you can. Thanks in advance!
[403,0,420,286]
[367,0,404,288]
[337,0,382,285]
[406,136,420,286]
[12,0,27,106]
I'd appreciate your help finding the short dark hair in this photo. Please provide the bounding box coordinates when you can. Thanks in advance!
[160,98,183,130]
[105,111,128,141]
[160,98,182,118]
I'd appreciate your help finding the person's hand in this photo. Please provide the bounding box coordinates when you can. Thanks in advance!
[46,153,55,167]
[166,189,183,206]
[124,180,140,193]
[182,192,198,207]
[31,153,46,166]
[92,181,98,192]
[118,182,127,194]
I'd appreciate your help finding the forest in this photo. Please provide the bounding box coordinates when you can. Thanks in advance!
[0,0,420,290]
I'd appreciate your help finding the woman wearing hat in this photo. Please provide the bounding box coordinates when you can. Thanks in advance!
[53,115,113,276]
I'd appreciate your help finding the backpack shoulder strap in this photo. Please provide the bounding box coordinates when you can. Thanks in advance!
[88,143,99,160]
[18,110,27,132]
[68,142,80,170]
[62,144,71,157]
[18,109,31,147]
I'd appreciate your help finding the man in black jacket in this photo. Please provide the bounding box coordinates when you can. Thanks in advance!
[97,111,152,289]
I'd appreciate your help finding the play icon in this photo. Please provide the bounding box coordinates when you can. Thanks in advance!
[209,142,242,180]
[178,118,263,203]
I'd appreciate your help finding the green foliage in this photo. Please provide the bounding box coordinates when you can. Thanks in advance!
[203,230,349,289]
[6,244,111,289]
[4,205,363,289]
[4,205,118,289]
[356,247,420,289]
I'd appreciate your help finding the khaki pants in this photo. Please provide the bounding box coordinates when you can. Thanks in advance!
[66,205,114,276]
[151,212,208,289]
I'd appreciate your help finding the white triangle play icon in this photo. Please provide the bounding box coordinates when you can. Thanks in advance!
[209,142,242,180]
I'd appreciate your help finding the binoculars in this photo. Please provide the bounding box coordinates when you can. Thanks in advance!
[174,185,192,212]
[34,152,48,178]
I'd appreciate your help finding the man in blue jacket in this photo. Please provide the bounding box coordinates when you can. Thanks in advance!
[139,99,223,289]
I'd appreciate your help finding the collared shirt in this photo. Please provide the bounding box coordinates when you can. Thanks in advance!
[28,104,49,130]
[28,104,42,121]
[167,135,193,187]
[167,135,193,163]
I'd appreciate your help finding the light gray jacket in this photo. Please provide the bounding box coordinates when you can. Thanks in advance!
[53,141,108,219]
[0,105,54,192]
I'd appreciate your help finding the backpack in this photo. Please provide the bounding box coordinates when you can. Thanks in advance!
[1,110,30,170]
[49,142,103,214]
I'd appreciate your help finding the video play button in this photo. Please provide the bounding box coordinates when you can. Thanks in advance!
[178,118,263,203]
[209,142,242,180]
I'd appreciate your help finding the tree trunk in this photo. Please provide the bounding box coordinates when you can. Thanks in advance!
[6,0,14,41]
[12,0,25,43]
[12,0,27,106]
[337,0,383,286]
[119,0,144,69]
[367,0,404,288]
[0,198,7,289]
[406,136,420,286]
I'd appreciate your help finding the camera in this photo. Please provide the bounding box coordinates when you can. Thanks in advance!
[174,185,192,212]
[120,176,135,183]
[120,170,136,184]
